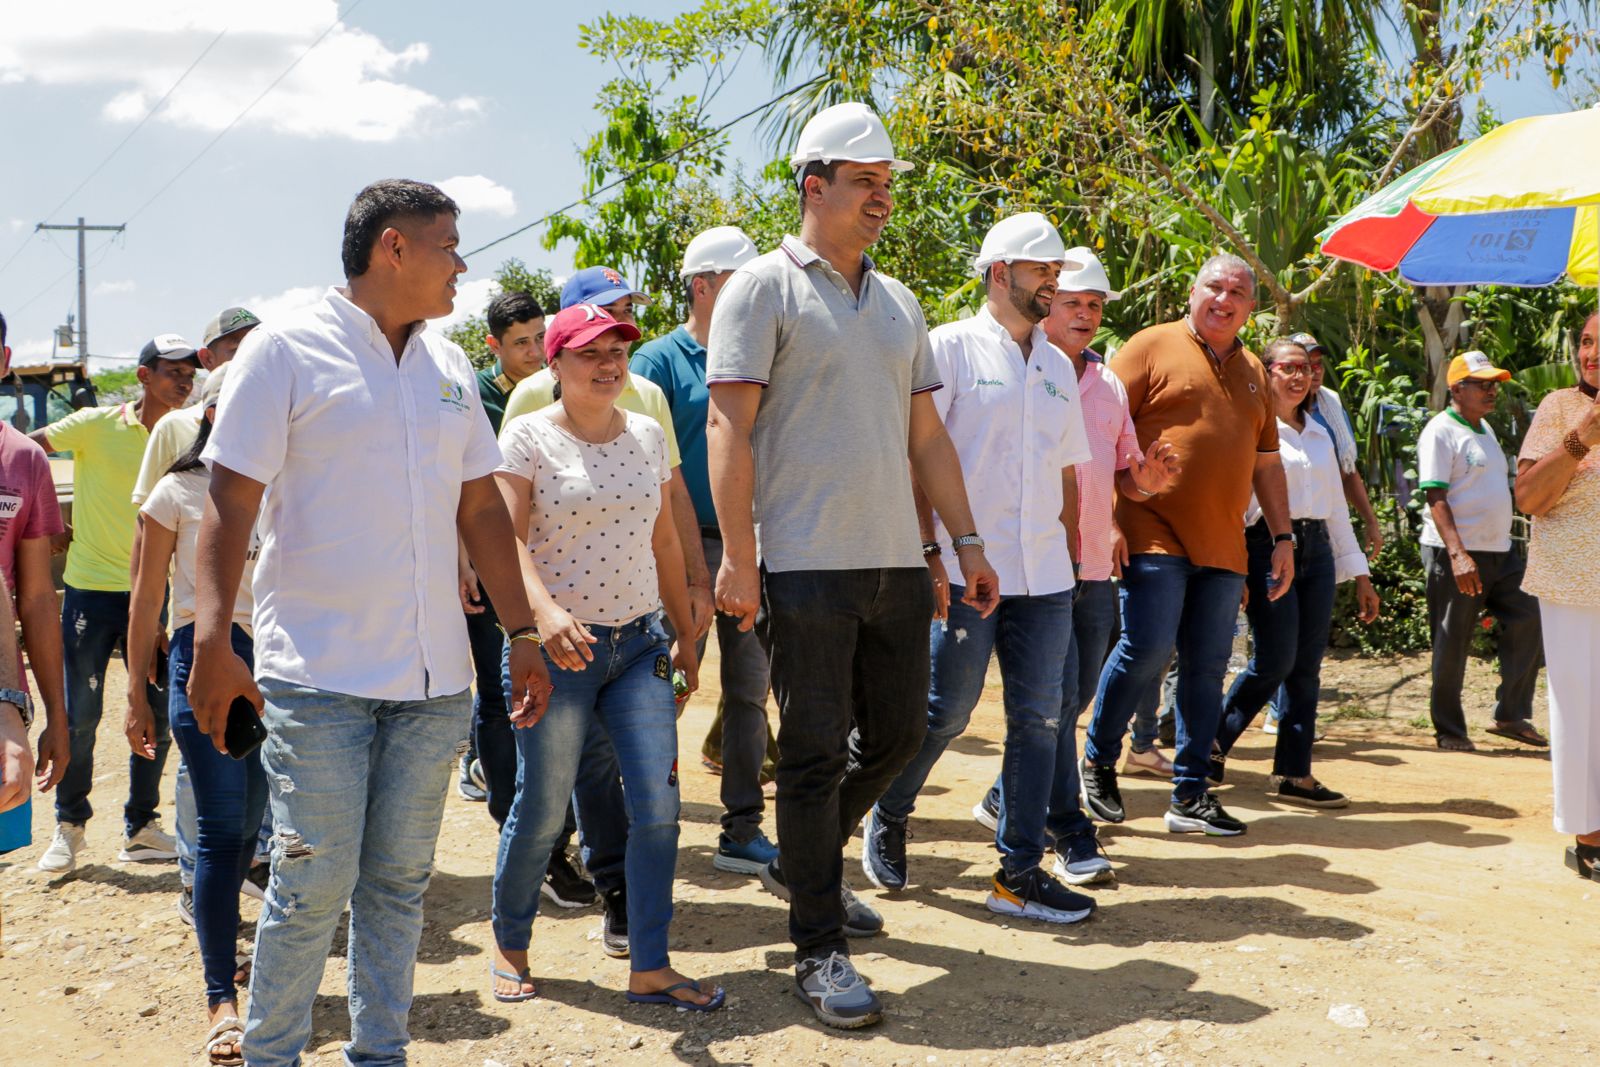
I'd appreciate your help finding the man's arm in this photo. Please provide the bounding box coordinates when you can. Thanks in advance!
[1341,469,1383,557]
[26,430,54,453]
[0,572,31,814]
[189,465,267,752]
[1251,451,1295,601]
[907,392,999,616]
[1060,467,1081,565]
[457,475,551,725]
[667,471,714,639]
[1424,488,1481,596]
[911,481,951,620]
[706,382,762,631]
[15,537,67,790]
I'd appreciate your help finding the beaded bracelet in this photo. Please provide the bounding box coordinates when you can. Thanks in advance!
[1564,429,1590,461]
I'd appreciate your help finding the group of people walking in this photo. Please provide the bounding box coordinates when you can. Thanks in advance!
[0,99,1596,1064]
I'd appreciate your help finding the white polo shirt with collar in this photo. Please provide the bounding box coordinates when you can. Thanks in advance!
[928,306,1093,596]
[203,286,502,701]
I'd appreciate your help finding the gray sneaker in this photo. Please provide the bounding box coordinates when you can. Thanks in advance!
[841,882,883,938]
[794,951,882,1029]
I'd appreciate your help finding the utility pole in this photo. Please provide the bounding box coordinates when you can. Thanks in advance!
[36,217,125,366]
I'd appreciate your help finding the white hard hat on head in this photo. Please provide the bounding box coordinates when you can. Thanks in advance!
[972,212,1083,277]
[680,226,758,278]
[1056,246,1122,300]
[790,102,913,178]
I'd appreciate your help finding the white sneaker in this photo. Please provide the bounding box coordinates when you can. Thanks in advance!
[38,823,86,873]
[1120,746,1175,777]
[118,819,178,862]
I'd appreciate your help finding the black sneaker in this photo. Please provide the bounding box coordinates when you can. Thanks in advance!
[240,861,270,902]
[985,866,1095,924]
[456,754,486,802]
[758,858,790,900]
[600,886,629,958]
[860,807,908,891]
[1208,745,1227,787]
[1164,792,1246,836]
[971,787,1000,832]
[1157,714,1176,747]
[1079,756,1125,823]
[176,884,195,927]
[542,849,597,909]
[1271,777,1348,809]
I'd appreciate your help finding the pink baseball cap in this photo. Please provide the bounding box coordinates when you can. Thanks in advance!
[543,302,642,362]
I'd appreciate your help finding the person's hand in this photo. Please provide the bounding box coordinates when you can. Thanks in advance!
[1267,541,1295,601]
[34,716,69,792]
[1574,394,1600,449]
[671,640,699,718]
[148,631,168,686]
[188,642,262,755]
[1354,575,1381,623]
[926,553,951,621]
[506,638,553,728]
[715,554,761,633]
[1127,439,1181,495]
[535,605,597,672]
[0,704,34,814]
[1363,519,1385,559]
[124,687,158,760]
[49,529,71,556]
[459,560,484,614]
[1109,524,1129,579]
[955,547,1001,618]
[1448,548,1482,596]
[688,584,715,641]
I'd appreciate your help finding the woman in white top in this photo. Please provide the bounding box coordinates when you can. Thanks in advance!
[1514,311,1600,880]
[488,303,719,1011]
[1212,339,1380,808]
[124,364,261,1067]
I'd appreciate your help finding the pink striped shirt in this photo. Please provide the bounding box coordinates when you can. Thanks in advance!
[1075,357,1143,581]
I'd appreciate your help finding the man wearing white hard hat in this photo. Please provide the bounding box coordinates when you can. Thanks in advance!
[969,247,1181,867]
[860,213,1108,924]
[706,101,1000,1029]
[632,226,779,879]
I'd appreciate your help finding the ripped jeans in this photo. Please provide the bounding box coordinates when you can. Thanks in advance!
[243,677,470,1067]
[874,585,1075,876]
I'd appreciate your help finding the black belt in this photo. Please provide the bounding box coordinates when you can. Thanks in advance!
[1249,517,1328,541]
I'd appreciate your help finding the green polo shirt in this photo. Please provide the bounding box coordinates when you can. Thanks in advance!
[476,364,517,434]
[47,403,149,591]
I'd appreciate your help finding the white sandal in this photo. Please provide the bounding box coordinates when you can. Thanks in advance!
[205,1016,245,1066]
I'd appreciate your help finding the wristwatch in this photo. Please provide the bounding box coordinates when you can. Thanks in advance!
[951,533,986,552]
[1273,531,1297,548]
[0,687,33,730]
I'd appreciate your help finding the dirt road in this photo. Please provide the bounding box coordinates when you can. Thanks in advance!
[0,649,1593,1066]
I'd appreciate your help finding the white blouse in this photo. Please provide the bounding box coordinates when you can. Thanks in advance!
[1245,414,1368,582]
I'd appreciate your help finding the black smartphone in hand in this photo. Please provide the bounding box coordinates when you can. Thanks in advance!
[224,696,268,761]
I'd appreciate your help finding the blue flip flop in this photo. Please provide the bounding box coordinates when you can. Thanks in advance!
[490,965,538,1003]
[624,980,726,1012]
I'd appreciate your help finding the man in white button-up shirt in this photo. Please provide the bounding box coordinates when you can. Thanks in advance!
[189,180,551,1067]
[861,213,1101,926]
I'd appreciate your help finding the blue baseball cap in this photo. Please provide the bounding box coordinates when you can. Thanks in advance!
[560,266,652,310]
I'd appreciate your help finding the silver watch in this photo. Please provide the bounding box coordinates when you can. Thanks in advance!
[0,687,33,730]
[951,533,986,552]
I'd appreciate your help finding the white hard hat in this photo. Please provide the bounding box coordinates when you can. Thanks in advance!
[1056,246,1122,300]
[972,213,1083,277]
[789,102,913,178]
[680,226,758,278]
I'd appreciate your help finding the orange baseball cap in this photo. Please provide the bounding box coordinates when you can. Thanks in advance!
[1447,350,1511,386]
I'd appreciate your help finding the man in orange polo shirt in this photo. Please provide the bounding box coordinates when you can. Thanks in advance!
[1078,255,1295,837]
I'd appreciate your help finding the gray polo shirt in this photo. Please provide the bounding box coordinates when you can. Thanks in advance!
[707,234,941,572]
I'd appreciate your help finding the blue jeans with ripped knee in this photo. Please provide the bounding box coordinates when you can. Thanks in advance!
[242,678,469,1067]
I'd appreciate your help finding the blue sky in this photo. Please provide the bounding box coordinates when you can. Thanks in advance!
[0,2,1591,370]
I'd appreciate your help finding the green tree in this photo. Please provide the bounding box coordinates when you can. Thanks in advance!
[445,259,561,370]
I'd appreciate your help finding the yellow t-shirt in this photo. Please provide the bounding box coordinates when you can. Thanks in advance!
[130,405,204,504]
[500,369,681,468]
[46,403,149,591]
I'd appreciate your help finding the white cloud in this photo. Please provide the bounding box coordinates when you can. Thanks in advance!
[435,175,517,218]
[239,278,493,338]
[427,277,498,336]
[93,279,136,296]
[242,284,325,324]
[0,1,481,142]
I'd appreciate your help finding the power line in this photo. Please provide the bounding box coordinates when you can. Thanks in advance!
[462,74,826,260]
[124,0,372,225]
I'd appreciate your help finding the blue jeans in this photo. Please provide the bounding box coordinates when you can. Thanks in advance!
[493,614,680,970]
[499,639,627,895]
[465,596,516,826]
[168,624,267,1007]
[242,679,470,1067]
[54,585,169,834]
[877,587,1074,875]
[1216,522,1337,778]
[1084,555,1246,803]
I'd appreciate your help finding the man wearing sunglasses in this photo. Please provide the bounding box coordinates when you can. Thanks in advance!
[1417,350,1544,752]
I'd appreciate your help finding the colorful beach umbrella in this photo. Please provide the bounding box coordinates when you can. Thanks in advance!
[1320,107,1600,288]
